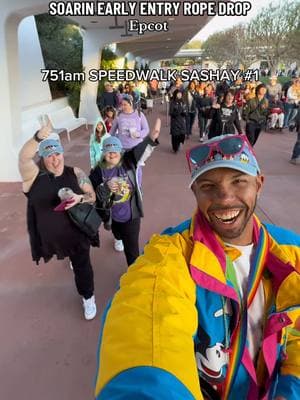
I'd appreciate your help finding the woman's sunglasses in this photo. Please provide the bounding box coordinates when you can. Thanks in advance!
[186,135,253,172]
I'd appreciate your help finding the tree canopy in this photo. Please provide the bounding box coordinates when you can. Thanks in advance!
[35,14,83,84]
[247,0,300,69]
[201,0,300,71]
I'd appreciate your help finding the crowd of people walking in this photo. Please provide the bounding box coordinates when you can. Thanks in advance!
[166,75,300,160]
[18,74,300,320]
[95,74,300,166]
[17,69,300,400]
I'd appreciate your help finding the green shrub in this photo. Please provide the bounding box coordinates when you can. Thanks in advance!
[35,14,83,112]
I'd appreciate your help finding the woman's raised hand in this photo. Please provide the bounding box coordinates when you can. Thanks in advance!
[37,121,52,141]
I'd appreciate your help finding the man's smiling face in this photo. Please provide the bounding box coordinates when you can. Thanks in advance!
[192,168,264,245]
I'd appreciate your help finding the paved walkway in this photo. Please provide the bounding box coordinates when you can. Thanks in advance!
[0,103,299,399]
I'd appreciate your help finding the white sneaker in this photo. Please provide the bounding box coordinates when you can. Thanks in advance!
[114,239,124,252]
[69,261,73,270]
[82,295,97,320]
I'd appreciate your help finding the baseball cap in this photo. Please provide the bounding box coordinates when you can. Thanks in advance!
[186,134,261,187]
[102,136,123,156]
[38,138,64,158]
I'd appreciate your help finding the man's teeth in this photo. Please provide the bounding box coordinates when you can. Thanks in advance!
[213,210,240,222]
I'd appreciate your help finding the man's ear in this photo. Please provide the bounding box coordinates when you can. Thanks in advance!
[191,182,197,195]
[256,174,265,198]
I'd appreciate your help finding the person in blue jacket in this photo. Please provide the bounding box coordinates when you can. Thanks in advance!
[95,134,300,400]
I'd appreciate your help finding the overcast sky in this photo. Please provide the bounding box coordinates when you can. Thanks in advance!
[193,0,274,41]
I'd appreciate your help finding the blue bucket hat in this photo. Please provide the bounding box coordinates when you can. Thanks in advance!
[186,134,261,187]
[38,138,64,158]
[102,136,123,156]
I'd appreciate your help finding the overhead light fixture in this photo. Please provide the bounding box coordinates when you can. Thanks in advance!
[166,38,171,41]
[90,20,98,24]
[168,17,175,21]
[109,16,124,29]
[121,19,133,37]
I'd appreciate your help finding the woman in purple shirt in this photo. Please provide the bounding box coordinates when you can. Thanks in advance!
[109,94,150,150]
[89,119,160,266]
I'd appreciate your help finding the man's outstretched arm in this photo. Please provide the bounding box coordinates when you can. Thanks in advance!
[95,233,202,400]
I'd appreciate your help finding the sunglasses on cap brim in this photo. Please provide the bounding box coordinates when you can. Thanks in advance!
[44,145,60,151]
[186,135,255,172]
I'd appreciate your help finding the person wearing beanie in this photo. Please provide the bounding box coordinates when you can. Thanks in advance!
[18,123,98,321]
[94,134,300,400]
[89,117,110,168]
[109,94,150,150]
[89,119,161,266]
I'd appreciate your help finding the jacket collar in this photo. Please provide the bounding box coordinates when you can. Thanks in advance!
[189,209,296,301]
[189,210,258,280]
[188,209,254,300]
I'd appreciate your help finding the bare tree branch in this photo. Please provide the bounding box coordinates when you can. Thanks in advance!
[201,0,299,73]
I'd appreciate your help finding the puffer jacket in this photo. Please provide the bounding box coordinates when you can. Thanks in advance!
[242,98,269,125]
[169,100,187,136]
[94,212,300,400]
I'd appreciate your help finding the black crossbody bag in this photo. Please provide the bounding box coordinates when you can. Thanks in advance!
[68,203,102,238]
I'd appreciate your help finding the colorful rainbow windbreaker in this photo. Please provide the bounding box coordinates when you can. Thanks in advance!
[95,213,300,399]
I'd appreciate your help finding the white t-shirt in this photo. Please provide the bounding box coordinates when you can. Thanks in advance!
[226,243,265,361]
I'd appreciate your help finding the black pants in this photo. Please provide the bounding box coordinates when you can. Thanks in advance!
[198,116,208,138]
[292,131,300,159]
[246,121,263,146]
[112,218,141,266]
[171,134,185,152]
[186,112,196,136]
[69,247,94,299]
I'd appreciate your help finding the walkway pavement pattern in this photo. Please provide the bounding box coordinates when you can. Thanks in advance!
[0,103,299,399]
